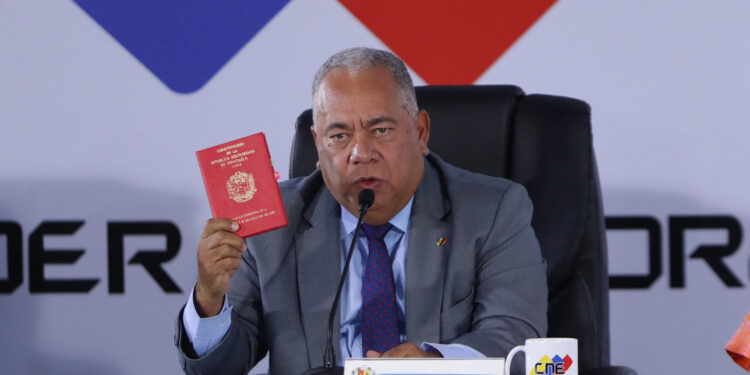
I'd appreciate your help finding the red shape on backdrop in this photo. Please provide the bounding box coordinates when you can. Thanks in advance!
[338,0,558,84]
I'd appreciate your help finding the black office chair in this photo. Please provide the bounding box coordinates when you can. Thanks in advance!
[289,85,636,375]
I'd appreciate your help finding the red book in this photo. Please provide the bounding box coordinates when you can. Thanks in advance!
[196,133,288,238]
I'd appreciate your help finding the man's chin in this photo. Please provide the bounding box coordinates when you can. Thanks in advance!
[341,188,391,222]
[361,205,394,225]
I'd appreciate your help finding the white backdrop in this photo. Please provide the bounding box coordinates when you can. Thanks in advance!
[1,1,749,374]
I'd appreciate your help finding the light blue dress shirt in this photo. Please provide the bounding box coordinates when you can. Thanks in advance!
[338,197,411,357]
[183,198,484,362]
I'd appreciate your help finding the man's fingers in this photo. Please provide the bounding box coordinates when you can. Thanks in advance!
[205,231,247,253]
[196,255,241,292]
[213,256,242,274]
[200,218,240,239]
[365,350,382,358]
[194,218,245,317]
[208,245,244,264]
[380,345,405,358]
[380,342,438,358]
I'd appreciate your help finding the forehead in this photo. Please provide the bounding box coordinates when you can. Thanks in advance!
[314,67,405,119]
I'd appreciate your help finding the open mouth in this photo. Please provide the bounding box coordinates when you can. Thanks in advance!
[356,177,380,188]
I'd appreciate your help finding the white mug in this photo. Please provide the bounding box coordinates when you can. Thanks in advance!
[504,337,578,375]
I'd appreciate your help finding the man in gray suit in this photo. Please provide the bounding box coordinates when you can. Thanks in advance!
[175,47,547,374]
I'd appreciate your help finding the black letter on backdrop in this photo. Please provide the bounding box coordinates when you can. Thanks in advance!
[29,221,99,293]
[606,216,662,289]
[0,221,23,293]
[669,216,743,288]
[107,222,182,293]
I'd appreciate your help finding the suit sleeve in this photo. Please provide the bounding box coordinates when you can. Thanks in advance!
[449,182,548,359]
[175,248,267,375]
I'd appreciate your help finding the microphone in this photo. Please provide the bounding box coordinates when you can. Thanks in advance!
[358,188,374,215]
[301,189,375,375]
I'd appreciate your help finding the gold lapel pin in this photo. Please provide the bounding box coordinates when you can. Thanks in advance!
[436,237,448,246]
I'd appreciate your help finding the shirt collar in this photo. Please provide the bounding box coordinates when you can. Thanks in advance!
[341,197,413,236]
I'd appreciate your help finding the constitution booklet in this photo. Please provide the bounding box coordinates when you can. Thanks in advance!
[196,132,288,238]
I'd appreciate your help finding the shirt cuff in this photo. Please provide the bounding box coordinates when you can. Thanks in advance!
[420,342,486,359]
[182,286,232,357]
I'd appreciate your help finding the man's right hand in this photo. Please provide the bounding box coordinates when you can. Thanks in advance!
[195,218,247,317]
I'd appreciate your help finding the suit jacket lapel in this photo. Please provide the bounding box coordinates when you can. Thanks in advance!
[295,187,342,367]
[405,159,451,345]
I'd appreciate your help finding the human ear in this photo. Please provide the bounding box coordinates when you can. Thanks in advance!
[416,110,431,155]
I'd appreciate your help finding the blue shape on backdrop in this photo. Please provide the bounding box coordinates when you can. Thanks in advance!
[74,0,291,93]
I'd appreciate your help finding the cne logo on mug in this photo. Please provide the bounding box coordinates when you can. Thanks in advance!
[531,354,574,375]
[352,367,375,375]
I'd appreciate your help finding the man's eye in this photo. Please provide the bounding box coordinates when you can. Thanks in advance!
[330,133,347,140]
[374,127,389,135]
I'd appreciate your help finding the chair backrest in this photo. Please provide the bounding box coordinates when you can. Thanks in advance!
[289,85,611,372]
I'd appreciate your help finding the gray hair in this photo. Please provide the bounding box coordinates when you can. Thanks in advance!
[311,47,418,120]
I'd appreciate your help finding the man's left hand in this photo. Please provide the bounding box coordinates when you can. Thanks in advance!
[365,342,442,358]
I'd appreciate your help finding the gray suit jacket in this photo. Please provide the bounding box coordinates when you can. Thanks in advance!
[176,154,548,374]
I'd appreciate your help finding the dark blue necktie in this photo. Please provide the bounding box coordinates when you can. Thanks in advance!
[360,223,400,354]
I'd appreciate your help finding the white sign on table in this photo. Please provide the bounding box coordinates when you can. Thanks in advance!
[344,358,504,375]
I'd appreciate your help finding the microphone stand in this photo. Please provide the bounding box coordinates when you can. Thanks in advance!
[301,189,374,375]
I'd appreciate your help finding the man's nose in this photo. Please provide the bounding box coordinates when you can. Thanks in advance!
[349,133,377,164]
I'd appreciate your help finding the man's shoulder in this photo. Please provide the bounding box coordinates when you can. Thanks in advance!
[277,170,326,213]
[428,154,527,206]
[426,154,535,242]
[247,170,325,245]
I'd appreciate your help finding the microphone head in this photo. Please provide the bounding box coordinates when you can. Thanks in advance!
[358,188,375,210]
